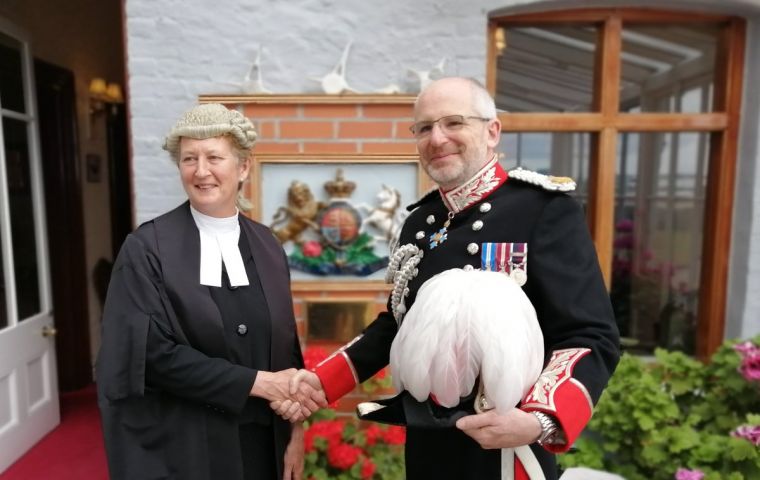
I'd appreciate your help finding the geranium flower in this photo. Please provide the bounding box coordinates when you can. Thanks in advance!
[302,240,322,258]
[738,350,760,382]
[363,424,384,447]
[382,425,406,445]
[304,419,345,453]
[360,458,376,479]
[733,341,758,356]
[731,424,760,446]
[302,346,329,370]
[675,468,704,480]
[326,442,362,470]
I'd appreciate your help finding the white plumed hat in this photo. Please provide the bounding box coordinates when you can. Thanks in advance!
[390,268,544,413]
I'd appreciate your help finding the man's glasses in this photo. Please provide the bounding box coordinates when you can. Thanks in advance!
[409,115,491,138]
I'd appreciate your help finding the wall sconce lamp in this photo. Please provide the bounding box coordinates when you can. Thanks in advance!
[89,77,124,116]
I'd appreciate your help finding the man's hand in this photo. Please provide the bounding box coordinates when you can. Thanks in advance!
[455,408,542,449]
[282,423,305,480]
[251,369,327,422]
[271,369,327,422]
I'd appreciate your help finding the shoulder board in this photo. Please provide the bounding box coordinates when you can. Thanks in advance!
[508,167,576,192]
[405,187,439,212]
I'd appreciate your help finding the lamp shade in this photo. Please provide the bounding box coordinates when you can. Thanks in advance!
[105,83,123,103]
[89,77,107,97]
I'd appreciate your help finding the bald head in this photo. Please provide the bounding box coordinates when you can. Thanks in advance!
[414,77,497,120]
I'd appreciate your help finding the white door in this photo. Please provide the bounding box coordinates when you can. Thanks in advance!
[0,20,58,474]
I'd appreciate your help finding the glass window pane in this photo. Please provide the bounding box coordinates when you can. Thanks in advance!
[3,117,41,320]
[619,25,719,113]
[611,131,709,355]
[498,132,590,208]
[495,26,598,112]
[0,32,26,114]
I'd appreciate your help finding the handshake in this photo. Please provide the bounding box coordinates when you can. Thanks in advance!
[250,369,327,423]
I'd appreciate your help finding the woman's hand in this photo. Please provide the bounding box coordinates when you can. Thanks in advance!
[252,369,326,422]
[282,423,305,480]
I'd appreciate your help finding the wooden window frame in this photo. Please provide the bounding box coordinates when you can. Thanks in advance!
[487,8,746,358]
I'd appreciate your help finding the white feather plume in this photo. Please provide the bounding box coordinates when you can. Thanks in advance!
[390,268,543,413]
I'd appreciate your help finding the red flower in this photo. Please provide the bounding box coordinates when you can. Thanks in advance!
[382,425,406,445]
[302,240,322,258]
[304,419,345,453]
[360,458,376,479]
[303,346,329,370]
[327,442,362,470]
[364,424,384,446]
[374,367,387,380]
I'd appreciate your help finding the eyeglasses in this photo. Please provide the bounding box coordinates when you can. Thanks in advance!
[409,115,491,138]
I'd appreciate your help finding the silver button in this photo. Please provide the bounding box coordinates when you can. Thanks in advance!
[463,264,474,271]
[467,243,479,255]
[472,220,483,231]
[416,231,425,240]
[479,203,491,213]
[236,324,248,336]
[426,215,435,225]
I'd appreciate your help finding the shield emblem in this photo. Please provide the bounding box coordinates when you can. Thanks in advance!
[318,201,361,249]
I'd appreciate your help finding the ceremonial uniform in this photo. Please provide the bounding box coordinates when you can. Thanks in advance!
[96,203,302,480]
[314,159,620,480]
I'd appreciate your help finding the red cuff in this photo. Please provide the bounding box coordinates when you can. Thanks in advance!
[313,353,357,403]
[520,348,593,453]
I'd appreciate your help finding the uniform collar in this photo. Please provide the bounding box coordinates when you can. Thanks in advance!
[440,156,508,213]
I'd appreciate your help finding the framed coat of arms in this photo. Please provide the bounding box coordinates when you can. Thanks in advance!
[250,154,427,284]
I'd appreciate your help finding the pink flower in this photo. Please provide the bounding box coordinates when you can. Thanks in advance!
[302,240,322,258]
[731,425,760,446]
[738,350,760,382]
[734,341,759,356]
[615,219,634,232]
[675,468,704,480]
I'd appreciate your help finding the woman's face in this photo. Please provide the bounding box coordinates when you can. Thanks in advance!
[178,136,249,217]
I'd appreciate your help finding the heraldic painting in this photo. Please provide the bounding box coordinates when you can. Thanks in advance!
[259,159,420,281]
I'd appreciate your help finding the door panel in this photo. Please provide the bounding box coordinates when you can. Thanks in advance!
[0,21,58,474]
[0,315,58,472]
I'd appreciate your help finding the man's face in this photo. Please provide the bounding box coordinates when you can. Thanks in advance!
[413,80,501,191]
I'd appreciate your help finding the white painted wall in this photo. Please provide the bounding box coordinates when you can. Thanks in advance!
[124,0,760,339]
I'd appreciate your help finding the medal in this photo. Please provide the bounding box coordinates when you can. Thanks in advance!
[508,243,528,286]
[510,268,527,286]
[429,211,454,249]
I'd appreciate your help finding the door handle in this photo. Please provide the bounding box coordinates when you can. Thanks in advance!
[41,325,58,338]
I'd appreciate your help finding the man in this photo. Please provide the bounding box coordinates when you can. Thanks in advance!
[285,77,620,479]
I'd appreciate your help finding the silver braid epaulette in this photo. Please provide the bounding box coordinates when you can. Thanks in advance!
[386,243,423,325]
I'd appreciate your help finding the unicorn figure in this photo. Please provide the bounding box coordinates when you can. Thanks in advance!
[359,185,408,247]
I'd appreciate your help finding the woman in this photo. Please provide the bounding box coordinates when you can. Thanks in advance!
[96,103,321,480]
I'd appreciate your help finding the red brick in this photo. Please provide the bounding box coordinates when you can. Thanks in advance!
[395,121,416,138]
[244,104,299,118]
[303,142,359,154]
[339,121,392,138]
[257,121,276,139]
[363,104,414,118]
[254,142,300,154]
[362,142,418,154]
[280,121,334,139]
[303,104,359,118]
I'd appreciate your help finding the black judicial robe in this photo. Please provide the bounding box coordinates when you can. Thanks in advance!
[96,202,302,480]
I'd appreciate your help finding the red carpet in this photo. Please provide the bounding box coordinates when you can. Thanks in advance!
[0,384,108,480]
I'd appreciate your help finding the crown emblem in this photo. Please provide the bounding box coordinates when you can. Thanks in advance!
[324,169,356,198]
